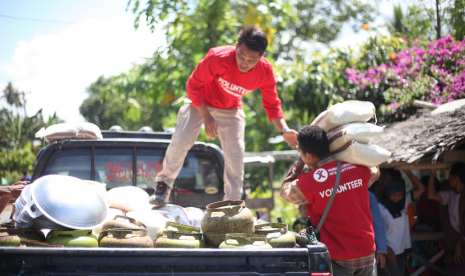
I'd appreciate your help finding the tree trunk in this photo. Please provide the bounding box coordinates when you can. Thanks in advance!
[454,0,465,41]
[6,140,10,173]
[436,0,441,40]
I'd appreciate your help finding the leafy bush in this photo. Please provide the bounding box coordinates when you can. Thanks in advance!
[0,145,36,183]
[345,35,465,122]
[1,171,24,185]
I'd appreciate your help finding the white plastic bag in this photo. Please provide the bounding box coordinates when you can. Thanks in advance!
[126,210,171,241]
[184,207,205,228]
[327,122,385,152]
[312,101,376,132]
[334,141,392,167]
[153,204,191,226]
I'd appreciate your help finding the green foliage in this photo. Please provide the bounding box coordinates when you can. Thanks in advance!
[0,145,36,179]
[388,1,465,41]
[248,184,299,227]
[0,108,46,151]
[2,82,24,110]
[1,171,24,185]
[270,191,300,227]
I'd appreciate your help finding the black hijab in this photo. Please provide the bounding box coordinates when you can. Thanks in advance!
[379,176,406,219]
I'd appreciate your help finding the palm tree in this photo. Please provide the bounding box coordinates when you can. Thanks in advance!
[388,5,408,35]
[2,82,23,111]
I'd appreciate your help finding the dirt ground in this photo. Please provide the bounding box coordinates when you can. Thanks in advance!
[0,203,13,222]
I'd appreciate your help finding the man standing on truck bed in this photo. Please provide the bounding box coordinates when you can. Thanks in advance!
[281,125,379,276]
[150,26,298,206]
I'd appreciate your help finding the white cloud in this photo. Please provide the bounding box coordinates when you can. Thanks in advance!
[0,15,164,123]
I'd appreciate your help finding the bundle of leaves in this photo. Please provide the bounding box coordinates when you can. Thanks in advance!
[345,35,465,123]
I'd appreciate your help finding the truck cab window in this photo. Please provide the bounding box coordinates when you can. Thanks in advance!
[136,151,221,194]
[43,150,92,180]
[95,150,133,189]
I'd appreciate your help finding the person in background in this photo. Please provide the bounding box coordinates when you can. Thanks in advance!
[281,125,379,276]
[292,204,308,233]
[375,169,402,199]
[410,175,442,274]
[368,190,387,271]
[20,170,31,182]
[149,25,298,206]
[378,171,425,276]
[427,163,465,275]
[0,181,27,214]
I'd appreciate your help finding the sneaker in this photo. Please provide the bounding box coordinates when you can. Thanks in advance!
[149,181,171,206]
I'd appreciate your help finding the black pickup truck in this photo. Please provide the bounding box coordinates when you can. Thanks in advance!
[0,130,332,276]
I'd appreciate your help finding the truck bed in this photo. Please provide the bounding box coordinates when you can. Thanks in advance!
[0,244,331,275]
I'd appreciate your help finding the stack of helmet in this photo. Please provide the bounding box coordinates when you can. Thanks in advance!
[14,175,107,230]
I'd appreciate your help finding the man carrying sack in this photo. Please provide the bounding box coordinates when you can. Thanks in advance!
[280,125,380,276]
[150,26,298,206]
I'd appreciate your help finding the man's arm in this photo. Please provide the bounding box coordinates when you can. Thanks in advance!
[427,169,443,202]
[280,158,309,205]
[260,66,298,148]
[186,50,219,108]
[196,104,218,139]
[0,182,27,198]
[186,50,220,139]
[404,170,425,200]
[271,117,298,149]
[367,166,380,188]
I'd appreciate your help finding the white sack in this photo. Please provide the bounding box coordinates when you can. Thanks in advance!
[76,122,103,139]
[327,123,385,152]
[106,186,151,212]
[37,123,78,143]
[312,101,376,132]
[334,141,392,167]
[84,181,109,205]
[35,122,102,143]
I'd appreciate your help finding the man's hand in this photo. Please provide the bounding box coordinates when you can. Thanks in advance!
[203,113,218,139]
[376,253,386,268]
[454,243,464,264]
[283,129,298,149]
[9,182,27,198]
[387,247,397,266]
[195,104,218,139]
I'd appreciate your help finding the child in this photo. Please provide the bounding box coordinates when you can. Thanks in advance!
[378,171,425,276]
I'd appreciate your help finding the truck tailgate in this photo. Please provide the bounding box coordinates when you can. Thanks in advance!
[0,245,331,276]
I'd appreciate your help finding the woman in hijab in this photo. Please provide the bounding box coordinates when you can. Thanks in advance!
[378,170,425,276]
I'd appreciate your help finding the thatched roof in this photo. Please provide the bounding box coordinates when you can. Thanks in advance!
[374,107,465,167]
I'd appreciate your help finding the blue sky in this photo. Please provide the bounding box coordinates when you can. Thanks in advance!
[0,0,393,125]
[0,0,163,123]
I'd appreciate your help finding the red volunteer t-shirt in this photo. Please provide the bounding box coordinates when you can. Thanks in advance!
[297,161,376,260]
[186,45,284,121]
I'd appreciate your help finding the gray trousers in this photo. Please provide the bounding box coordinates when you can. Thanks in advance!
[155,102,246,201]
[332,261,377,276]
